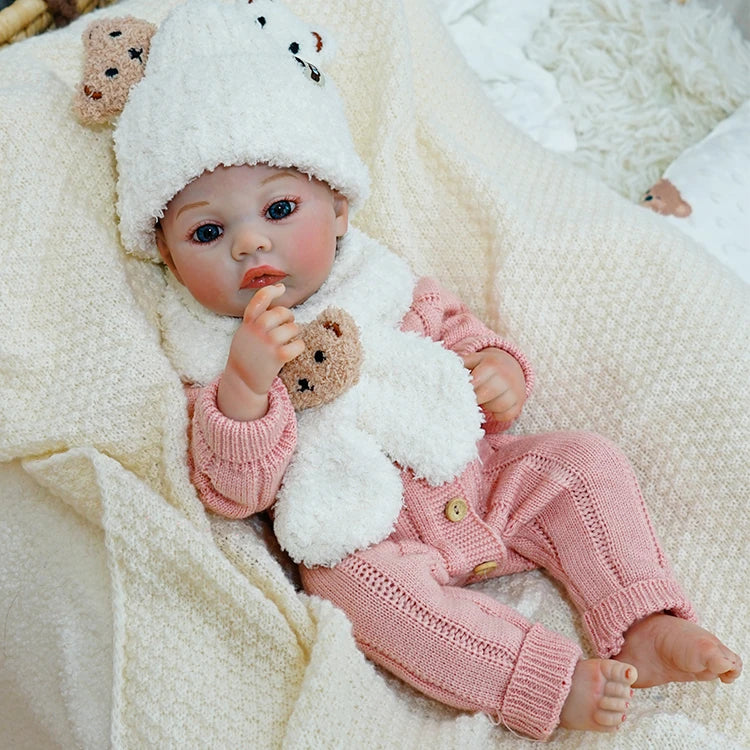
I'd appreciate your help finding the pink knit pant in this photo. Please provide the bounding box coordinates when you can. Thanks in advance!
[301,431,694,739]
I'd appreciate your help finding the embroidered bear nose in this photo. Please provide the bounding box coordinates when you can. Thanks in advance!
[298,379,314,392]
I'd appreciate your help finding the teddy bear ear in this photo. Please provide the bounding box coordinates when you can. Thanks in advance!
[308,26,337,62]
[73,16,157,126]
[322,320,343,337]
[318,307,358,340]
[673,199,692,218]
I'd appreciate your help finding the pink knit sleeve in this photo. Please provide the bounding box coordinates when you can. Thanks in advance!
[187,376,297,519]
[401,277,534,428]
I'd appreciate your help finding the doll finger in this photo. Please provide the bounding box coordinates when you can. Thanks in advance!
[279,336,305,363]
[468,363,501,398]
[474,377,515,409]
[257,304,296,332]
[269,321,303,346]
[460,352,482,372]
[474,384,506,409]
[484,392,522,421]
[243,283,286,322]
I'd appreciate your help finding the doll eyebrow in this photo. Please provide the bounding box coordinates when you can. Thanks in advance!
[260,170,301,186]
[176,201,210,219]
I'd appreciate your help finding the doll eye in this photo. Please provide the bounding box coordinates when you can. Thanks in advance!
[266,200,296,220]
[192,224,223,243]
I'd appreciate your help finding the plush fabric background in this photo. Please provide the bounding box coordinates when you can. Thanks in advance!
[437,0,750,283]
[526,0,750,201]
[0,0,748,747]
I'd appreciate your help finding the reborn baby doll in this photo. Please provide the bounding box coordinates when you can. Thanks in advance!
[79,0,742,740]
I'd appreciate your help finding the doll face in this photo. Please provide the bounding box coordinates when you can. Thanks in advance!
[156,164,349,316]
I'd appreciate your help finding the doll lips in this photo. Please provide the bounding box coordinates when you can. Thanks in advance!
[240,266,287,289]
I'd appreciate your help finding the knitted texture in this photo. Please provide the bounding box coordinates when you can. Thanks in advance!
[298,425,696,739]
[191,280,696,739]
[165,236,490,567]
[1,0,748,747]
[187,377,297,519]
[191,276,520,567]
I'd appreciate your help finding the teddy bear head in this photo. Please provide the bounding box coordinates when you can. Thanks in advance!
[641,178,692,218]
[279,307,362,411]
[74,16,157,125]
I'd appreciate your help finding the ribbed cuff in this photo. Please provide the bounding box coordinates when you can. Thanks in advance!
[495,339,535,401]
[584,577,697,658]
[195,376,295,464]
[499,623,581,740]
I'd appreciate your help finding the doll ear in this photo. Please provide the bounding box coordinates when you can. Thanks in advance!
[74,16,157,126]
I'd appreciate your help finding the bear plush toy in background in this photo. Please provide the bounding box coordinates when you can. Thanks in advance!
[640,178,692,217]
[639,100,750,284]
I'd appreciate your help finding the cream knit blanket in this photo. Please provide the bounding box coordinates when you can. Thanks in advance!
[1,0,748,747]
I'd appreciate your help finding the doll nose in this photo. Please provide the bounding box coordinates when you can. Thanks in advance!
[232,224,271,260]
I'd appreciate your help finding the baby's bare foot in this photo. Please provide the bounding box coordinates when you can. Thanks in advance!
[559,659,636,732]
[614,613,743,688]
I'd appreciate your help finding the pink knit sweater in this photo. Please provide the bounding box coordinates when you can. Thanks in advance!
[186,276,695,740]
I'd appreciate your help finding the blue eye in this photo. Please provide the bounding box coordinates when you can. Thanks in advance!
[193,224,222,243]
[266,200,296,220]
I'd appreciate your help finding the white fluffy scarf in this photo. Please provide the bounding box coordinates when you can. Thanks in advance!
[159,228,484,566]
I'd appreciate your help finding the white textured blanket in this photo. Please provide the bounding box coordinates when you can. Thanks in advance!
[0,0,748,748]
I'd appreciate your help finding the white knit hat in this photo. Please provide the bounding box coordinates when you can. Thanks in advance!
[114,0,370,262]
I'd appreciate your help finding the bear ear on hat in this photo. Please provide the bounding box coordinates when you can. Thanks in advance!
[74,16,157,126]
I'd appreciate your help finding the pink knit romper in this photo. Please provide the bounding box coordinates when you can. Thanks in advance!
[187,278,696,740]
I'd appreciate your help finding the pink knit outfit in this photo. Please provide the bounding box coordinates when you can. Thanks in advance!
[187,277,696,740]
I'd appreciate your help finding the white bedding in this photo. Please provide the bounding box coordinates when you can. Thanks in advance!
[438,0,750,283]
[433,0,576,153]
[1,1,748,748]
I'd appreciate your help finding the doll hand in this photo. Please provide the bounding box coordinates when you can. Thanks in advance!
[461,347,526,424]
[218,284,305,421]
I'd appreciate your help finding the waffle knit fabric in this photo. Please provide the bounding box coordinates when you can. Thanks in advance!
[188,277,695,740]
[1,0,748,747]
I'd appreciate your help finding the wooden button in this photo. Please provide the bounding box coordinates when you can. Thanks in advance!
[444,497,468,522]
[473,561,498,577]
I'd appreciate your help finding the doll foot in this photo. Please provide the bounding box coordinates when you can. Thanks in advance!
[559,659,636,732]
[614,613,743,687]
